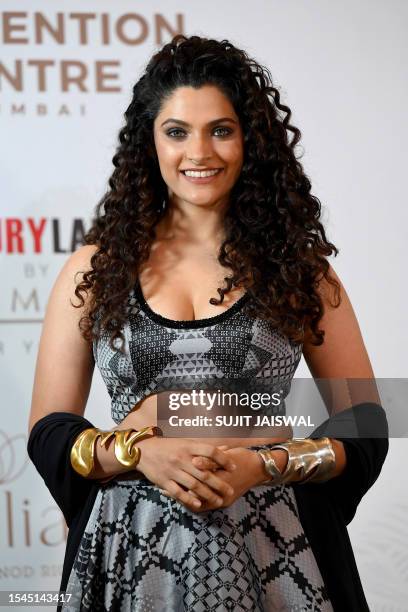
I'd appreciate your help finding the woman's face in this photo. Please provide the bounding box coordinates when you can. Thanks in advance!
[153,85,244,210]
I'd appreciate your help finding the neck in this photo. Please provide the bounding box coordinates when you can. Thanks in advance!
[155,196,228,246]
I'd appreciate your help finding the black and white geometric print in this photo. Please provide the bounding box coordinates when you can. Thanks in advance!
[93,288,303,424]
[62,463,332,612]
[63,287,333,611]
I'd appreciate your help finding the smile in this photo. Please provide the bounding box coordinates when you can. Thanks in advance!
[180,168,223,183]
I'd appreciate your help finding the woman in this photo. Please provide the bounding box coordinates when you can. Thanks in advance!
[27,35,388,611]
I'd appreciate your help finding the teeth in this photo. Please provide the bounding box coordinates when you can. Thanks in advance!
[183,169,221,178]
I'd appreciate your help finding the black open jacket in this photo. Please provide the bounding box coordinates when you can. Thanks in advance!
[27,402,388,612]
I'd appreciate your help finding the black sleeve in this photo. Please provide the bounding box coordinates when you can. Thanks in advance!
[26,411,103,607]
[26,411,99,528]
[308,401,389,524]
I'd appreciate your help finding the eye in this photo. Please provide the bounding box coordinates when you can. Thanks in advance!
[213,127,232,137]
[165,126,233,139]
[166,128,186,138]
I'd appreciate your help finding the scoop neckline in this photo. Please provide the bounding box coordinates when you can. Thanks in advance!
[134,279,250,329]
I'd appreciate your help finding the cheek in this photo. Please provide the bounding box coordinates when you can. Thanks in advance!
[225,147,244,177]
[224,141,244,166]
[154,134,177,163]
[155,151,180,181]
[159,145,181,170]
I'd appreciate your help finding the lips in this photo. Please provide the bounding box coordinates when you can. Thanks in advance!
[180,168,223,174]
[180,168,224,183]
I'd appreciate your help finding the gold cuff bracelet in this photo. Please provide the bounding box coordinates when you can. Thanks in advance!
[70,425,161,478]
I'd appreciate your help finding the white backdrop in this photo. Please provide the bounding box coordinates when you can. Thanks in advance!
[1,1,407,609]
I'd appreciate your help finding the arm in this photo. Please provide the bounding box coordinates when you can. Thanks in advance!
[27,245,133,503]
[252,263,383,484]
[189,263,388,513]
[302,264,388,521]
[300,263,374,478]
[28,245,97,437]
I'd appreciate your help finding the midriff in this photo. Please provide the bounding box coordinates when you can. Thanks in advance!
[115,392,293,447]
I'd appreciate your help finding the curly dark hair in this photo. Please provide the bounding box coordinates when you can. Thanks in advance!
[74,33,340,351]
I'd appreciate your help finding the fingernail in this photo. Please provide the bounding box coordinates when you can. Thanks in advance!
[193,499,201,507]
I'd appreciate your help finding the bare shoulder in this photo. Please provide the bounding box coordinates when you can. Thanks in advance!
[47,244,99,313]
[28,243,100,435]
[302,262,374,378]
[60,243,99,290]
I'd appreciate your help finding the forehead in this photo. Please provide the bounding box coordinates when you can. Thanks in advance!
[155,85,236,122]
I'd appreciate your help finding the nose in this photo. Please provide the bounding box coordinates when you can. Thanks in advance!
[186,134,213,163]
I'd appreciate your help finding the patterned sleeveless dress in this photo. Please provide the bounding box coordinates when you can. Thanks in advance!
[62,281,333,612]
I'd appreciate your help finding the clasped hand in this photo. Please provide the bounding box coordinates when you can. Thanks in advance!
[135,437,260,513]
[113,408,269,513]
[187,446,261,512]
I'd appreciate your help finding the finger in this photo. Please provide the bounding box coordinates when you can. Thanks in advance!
[197,469,234,499]
[166,480,202,509]
[192,456,219,471]
[187,490,214,512]
[185,468,234,501]
[187,488,213,512]
[193,444,236,471]
[187,489,201,500]
[176,472,226,507]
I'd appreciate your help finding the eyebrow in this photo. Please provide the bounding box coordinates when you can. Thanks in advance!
[160,117,238,127]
